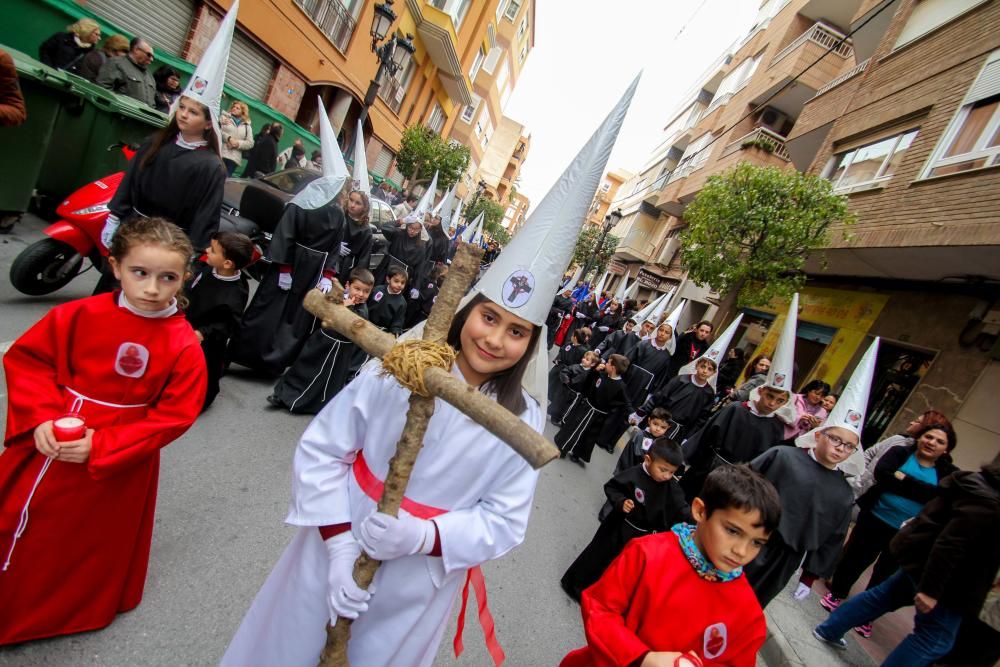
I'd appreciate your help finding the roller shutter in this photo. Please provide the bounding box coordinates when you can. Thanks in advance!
[227,31,276,100]
[86,0,195,56]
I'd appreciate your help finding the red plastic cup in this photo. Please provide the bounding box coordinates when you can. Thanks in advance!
[53,414,86,442]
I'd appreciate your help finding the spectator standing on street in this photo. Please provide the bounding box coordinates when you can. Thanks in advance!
[38,18,100,72]
[392,193,418,219]
[76,34,129,82]
[96,37,156,108]
[151,65,181,114]
[0,48,27,128]
[309,150,322,170]
[276,137,305,170]
[243,122,281,177]
[220,100,254,176]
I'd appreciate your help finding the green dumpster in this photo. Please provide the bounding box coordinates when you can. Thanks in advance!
[36,73,167,198]
[0,47,73,214]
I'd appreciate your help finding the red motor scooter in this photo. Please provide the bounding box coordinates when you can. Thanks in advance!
[9,143,264,296]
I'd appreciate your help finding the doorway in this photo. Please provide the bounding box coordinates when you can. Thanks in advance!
[862,339,937,445]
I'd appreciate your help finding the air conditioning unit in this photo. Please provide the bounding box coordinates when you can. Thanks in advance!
[756,106,789,134]
[656,238,681,267]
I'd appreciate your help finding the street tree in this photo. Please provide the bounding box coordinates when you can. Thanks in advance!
[395,125,470,190]
[571,224,619,280]
[465,197,509,244]
[679,161,855,322]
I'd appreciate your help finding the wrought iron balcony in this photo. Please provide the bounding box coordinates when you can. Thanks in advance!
[295,0,357,54]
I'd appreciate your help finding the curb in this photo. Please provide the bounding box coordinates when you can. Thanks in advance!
[761,610,805,667]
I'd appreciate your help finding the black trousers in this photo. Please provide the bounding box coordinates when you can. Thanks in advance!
[828,509,899,599]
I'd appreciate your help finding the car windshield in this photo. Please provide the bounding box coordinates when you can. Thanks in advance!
[260,168,320,194]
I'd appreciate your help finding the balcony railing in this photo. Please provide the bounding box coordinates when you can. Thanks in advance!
[721,127,790,161]
[377,73,407,113]
[295,0,357,54]
[770,22,852,67]
[815,57,870,96]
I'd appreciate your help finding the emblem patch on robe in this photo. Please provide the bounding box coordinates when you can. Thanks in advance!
[773,373,786,387]
[846,409,863,426]
[703,622,728,659]
[116,343,150,378]
[502,270,534,308]
[373,291,384,302]
[192,76,209,93]
[634,487,645,504]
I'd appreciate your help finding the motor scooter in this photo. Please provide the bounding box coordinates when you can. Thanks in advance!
[9,143,264,296]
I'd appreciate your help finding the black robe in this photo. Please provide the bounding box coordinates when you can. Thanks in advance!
[338,217,373,278]
[547,342,587,407]
[109,137,226,251]
[566,299,599,343]
[547,294,574,347]
[639,375,715,436]
[556,373,631,462]
[679,402,785,502]
[228,203,345,376]
[373,223,428,290]
[745,446,854,607]
[624,339,674,405]
[589,311,623,350]
[426,226,450,265]
[550,363,592,424]
[270,302,368,414]
[404,279,439,329]
[184,266,249,409]
[596,330,640,360]
[561,464,689,601]
[242,134,277,177]
[366,286,406,335]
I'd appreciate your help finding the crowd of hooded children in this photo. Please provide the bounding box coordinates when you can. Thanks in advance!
[1,32,997,667]
[549,285,999,667]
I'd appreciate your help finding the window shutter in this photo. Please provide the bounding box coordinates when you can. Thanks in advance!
[85,0,195,56]
[964,52,1000,104]
[227,31,276,99]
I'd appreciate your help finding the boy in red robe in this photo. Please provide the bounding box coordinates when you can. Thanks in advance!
[561,465,781,667]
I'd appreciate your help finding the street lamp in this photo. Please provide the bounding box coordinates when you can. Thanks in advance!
[356,0,415,127]
[580,208,622,291]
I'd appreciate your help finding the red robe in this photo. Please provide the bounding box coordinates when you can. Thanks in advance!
[561,533,766,667]
[0,293,206,645]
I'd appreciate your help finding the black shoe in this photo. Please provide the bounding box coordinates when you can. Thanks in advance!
[266,394,284,408]
[569,454,584,465]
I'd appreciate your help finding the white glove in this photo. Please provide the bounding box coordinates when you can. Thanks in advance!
[792,582,811,600]
[409,288,420,299]
[318,276,333,293]
[277,271,293,291]
[339,241,351,257]
[599,326,610,332]
[100,214,121,249]
[358,512,436,561]
[627,412,642,426]
[325,533,372,623]
[575,312,587,319]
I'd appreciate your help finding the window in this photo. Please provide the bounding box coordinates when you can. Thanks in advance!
[495,59,510,91]
[469,45,487,81]
[518,44,527,63]
[426,103,445,133]
[924,51,1000,178]
[378,57,415,113]
[452,0,471,31]
[504,0,521,21]
[461,94,482,123]
[709,54,761,109]
[495,0,508,21]
[826,129,918,191]
[601,181,611,193]
[517,16,528,40]
[894,0,989,49]
[479,116,495,149]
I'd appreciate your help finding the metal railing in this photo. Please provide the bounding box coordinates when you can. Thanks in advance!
[295,0,357,54]
[377,74,407,113]
[770,22,852,67]
[815,58,871,96]
[721,126,790,161]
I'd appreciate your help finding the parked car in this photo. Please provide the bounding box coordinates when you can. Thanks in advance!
[223,167,389,270]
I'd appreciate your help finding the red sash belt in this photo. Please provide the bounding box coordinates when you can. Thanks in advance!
[352,452,506,666]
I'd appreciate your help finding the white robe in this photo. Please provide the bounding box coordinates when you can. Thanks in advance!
[221,363,543,667]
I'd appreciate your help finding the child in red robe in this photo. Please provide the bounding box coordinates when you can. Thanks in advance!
[0,217,207,645]
[561,465,781,667]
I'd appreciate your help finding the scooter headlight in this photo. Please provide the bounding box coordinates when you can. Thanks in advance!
[72,204,110,216]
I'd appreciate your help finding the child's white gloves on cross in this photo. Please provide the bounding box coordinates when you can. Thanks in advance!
[359,512,436,560]
[339,241,351,257]
[317,276,333,293]
[325,532,373,624]
[277,271,293,291]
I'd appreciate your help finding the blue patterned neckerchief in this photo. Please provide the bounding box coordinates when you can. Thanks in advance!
[671,522,743,583]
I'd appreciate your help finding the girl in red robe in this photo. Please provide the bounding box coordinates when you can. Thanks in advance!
[0,217,207,645]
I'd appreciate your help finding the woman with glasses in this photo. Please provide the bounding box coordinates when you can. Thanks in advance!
[820,423,958,639]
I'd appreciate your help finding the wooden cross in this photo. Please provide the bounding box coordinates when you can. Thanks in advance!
[302,242,560,666]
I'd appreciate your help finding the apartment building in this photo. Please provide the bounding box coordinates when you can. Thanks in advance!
[584,169,631,230]
[448,0,536,198]
[5,0,534,188]
[503,191,530,236]
[477,116,531,203]
[613,0,999,463]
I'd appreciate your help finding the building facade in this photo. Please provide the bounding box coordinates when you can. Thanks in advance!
[503,191,529,236]
[614,0,999,464]
[7,0,534,188]
[477,115,530,202]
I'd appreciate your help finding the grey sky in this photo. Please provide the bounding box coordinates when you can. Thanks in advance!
[504,0,759,205]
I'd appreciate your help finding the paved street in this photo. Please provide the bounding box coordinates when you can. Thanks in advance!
[0,217,866,667]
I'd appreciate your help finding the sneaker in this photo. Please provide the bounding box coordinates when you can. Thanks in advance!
[819,592,842,612]
[854,624,872,639]
[812,628,848,650]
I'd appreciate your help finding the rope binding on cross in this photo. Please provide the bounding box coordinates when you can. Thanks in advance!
[380,340,458,398]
